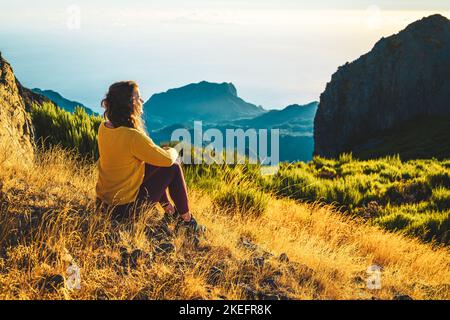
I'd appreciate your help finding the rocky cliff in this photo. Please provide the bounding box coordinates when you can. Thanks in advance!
[314,14,450,158]
[0,53,43,160]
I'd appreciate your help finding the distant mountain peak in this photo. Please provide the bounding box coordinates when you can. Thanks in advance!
[372,14,449,51]
[160,81,239,100]
[198,81,237,93]
[144,81,264,127]
[405,13,448,31]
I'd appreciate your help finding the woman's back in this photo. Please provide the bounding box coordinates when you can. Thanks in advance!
[96,122,146,205]
[98,122,141,167]
[96,122,177,205]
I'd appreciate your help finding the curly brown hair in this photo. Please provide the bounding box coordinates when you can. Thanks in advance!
[101,81,144,130]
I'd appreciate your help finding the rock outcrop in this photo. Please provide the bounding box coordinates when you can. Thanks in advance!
[314,14,450,158]
[0,53,36,160]
[19,85,52,112]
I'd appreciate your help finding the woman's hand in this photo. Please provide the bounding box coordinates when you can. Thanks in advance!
[162,147,180,164]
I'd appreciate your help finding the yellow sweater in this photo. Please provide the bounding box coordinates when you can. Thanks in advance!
[96,122,178,205]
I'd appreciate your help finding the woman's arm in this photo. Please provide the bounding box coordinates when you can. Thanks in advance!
[130,130,178,167]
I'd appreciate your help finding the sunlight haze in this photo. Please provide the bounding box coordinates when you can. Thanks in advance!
[0,0,449,111]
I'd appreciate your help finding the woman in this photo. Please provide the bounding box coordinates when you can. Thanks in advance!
[96,81,202,234]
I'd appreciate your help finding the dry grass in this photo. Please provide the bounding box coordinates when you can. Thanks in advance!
[0,146,449,300]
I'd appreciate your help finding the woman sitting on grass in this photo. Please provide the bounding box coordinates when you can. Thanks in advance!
[95,81,203,235]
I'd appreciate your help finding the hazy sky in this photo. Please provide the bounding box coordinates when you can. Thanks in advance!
[0,1,449,111]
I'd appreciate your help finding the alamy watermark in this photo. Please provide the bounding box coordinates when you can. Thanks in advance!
[366,264,382,290]
[66,261,81,290]
[170,121,280,174]
[66,5,82,30]
[63,251,81,290]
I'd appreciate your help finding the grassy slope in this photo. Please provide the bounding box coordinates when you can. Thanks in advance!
[0,146,449,300]
[263,155,450,244]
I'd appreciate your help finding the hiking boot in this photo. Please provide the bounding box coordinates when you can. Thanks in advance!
[162,211,178,225]
[175,216,206,237]
[148,222,173,242]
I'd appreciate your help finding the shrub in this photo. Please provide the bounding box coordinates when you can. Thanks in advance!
[376,213,412,231]
[427,170,450,188]
[431,187,450,210]
[312,156,336,170]
[379,166,402,182]
[213,186,268,218]
[324,180,362,210]
[442,160,450,169]
[31,102,102,159]
[406,213,449,244]
[398,162,422,180]
[270,169,316,200]
[339,162,363,177]
[375,207,449,245]
[384,179,432,204]
[338,153,353,165]
[361,161,386,175]
[317,166,337,179]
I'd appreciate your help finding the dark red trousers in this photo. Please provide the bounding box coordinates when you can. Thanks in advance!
[98,163,190,222]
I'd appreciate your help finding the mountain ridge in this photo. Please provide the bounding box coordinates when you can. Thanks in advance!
[143,81,266,128]
[233,102,318,128]
[148,101,318,162]
[32,88,96,115]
